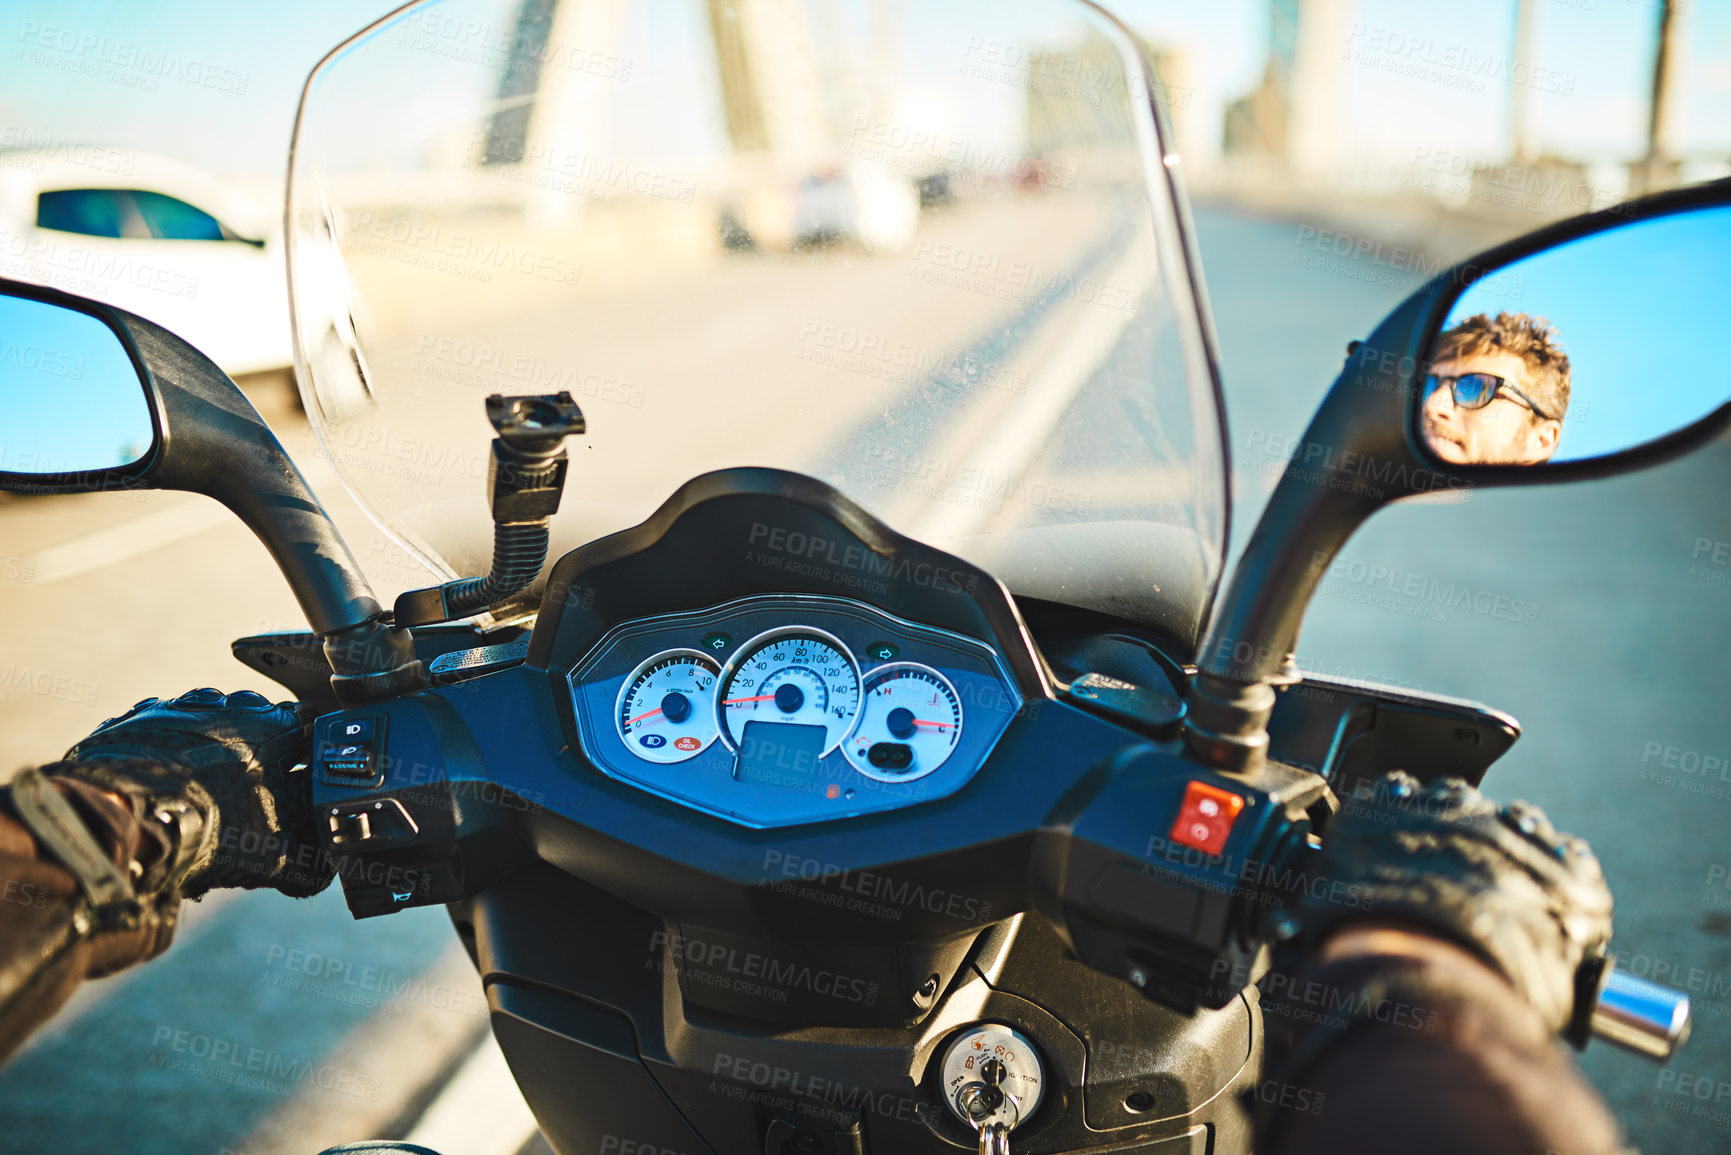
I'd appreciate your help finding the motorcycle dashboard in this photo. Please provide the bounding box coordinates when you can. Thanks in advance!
[308,470,1158,924]
[565,594,1021,828]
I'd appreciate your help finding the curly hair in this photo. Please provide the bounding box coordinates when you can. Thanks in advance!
[1432,312,1571,422]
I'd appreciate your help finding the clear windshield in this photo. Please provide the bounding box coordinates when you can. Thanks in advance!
[287,0,1227,647]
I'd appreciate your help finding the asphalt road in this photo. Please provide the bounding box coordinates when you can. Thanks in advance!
[0,201,1726,1153]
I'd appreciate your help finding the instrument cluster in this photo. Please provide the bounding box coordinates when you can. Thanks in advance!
[567,595,1020,828]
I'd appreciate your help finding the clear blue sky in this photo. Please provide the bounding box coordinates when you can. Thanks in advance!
[0,0,404,185]
[0,0,1725,188]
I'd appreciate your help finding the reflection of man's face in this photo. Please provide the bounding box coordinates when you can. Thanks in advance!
[1421,351,1561,465]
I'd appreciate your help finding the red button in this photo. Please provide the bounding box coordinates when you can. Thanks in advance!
[1170,781,1245,855]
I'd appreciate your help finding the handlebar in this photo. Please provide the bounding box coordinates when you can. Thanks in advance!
[1591,961,1692,1061]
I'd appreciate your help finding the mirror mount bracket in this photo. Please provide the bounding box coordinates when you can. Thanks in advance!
[1184,675,1277,772]
[323,619,426,706]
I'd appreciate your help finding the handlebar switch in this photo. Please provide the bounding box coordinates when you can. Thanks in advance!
[310,698,536,920]
[1170,781,1246,855]
[327,798,419,847]
[1032,746,1333,1013]
[314,715,387,789]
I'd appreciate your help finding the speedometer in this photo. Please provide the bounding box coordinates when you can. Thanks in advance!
[717,627,860,757]
[616,649,720,763]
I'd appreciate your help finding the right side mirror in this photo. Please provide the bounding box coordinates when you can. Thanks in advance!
[1414,203,1731,471]
[1186,181,1731,770]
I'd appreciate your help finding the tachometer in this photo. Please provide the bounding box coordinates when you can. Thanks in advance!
[717,628,860,756]
[843,663,962,781]
[616,649,721,763]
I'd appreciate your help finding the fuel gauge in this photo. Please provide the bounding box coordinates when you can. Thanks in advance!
[844,662,962,781]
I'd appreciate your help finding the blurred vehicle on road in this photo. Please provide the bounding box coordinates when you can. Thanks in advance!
[722,162,922,254]
[0,149,290,376]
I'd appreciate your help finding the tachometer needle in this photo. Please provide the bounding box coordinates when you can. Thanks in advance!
[627,707,663,725]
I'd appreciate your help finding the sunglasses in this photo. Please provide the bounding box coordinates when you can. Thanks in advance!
[1422,372,1553,421]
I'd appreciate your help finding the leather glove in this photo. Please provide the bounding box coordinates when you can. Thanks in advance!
[1284,770,1613,1036]
[0,689,332,1066]
[51,688,332,899]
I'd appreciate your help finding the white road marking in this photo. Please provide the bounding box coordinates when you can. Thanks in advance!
[23,498,239,583]
[235,941,493,1154]
[22,456,342,584]
[404,1030,540,1155]
[906,239,1153,543]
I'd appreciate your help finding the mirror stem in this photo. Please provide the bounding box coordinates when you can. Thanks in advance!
[1187,296,1438,771]
[126,314,427,705]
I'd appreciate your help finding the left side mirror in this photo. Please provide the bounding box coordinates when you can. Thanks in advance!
[0,276,423,702]
[0,286,160,487]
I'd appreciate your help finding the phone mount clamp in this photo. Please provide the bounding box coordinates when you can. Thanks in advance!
[393,392,585,628]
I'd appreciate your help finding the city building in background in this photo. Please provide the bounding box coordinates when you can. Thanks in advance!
[1203,0,1720,244]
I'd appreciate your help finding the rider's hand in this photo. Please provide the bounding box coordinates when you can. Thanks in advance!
[1288,770,1612,1035]
[51,689,332,899]
[0,689,330,1064]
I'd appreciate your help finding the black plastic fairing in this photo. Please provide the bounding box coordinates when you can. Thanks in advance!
[300,464,1308,1150]
[457,862,1255,1155]
[307,468,1149,941]
[1264,674,1519,794]
[310,659,1140,935]
[529,467,1051,701]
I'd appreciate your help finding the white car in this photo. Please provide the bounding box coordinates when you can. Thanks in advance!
[725,162,922,256]
[0,150,290,376]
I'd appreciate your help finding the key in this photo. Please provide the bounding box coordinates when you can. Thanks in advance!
[956,1057,1020,1155]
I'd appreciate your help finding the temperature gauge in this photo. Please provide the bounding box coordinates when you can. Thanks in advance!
[617,649,721,763]
[843,662,962,781]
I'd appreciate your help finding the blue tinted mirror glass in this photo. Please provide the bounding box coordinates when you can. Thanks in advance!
[0,294,154,475]
[1422,205,1731,467]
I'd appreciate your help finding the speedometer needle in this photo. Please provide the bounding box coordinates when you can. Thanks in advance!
[722,695,777,706]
